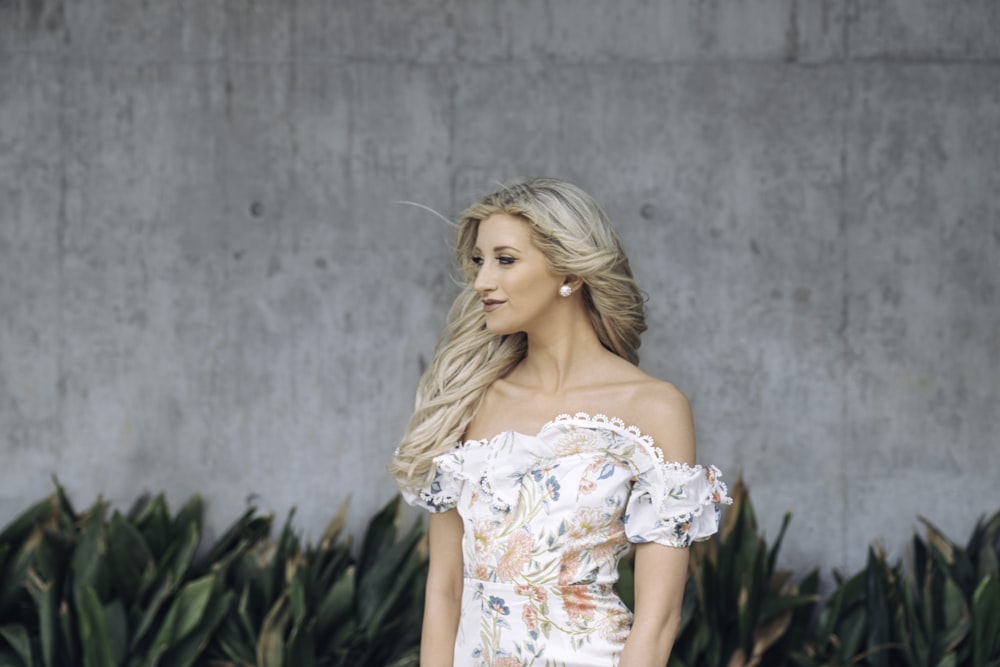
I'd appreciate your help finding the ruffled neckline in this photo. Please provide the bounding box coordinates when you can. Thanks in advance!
[462,411,653,447]
[460,411,703,469]
[440,411,729,514]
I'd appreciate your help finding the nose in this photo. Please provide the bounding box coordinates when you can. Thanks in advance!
[473,263,495,295]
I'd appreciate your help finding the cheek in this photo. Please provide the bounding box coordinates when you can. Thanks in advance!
[510,269,551,297]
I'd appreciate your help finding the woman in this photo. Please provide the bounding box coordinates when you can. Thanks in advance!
[391,178,730,667]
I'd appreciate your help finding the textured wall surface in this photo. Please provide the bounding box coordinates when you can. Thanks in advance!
[1,0,998,575]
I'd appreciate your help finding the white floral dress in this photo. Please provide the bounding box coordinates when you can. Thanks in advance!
[402,412,732,667]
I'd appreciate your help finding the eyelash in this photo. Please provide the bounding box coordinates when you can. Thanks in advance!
[471,255,516,266]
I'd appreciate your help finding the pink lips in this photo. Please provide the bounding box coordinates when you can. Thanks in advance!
[482,299,505,313]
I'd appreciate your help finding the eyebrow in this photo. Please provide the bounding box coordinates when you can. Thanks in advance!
[474,245,521,253]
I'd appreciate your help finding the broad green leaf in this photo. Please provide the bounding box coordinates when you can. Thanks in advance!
[318,498,351,551]
[72,501,111,602]
[147,575,216,661]
[838,605,868,662]
[759,593,821,621]
[198,510,272,572]
[59,591,78,666]
[766,512,793,578]
[942,576,968,630]
[0,651,28,667]
[690,618,711,662]
[0,496,58,547]
[288,572,307,627]
[129,574,175,652]
[156,590,233,667]
[104,599,128,666]
[309,542,351,594]
[283,621,315,667]
[108,511,154,609]
[0,625,32,666]
[236,585,258,649]
[211,611,256,664]
[978,541,999,583]
[0,529,40,613]
[171,497,203,545]
[864,550,892,667]
[360,553,423,644]
[614,554,635,611]
[921,517,956,566]
[76,585,115,667]
[26,569,59,667]
[382,650,420,667]
[933,618,971,657]
[357,520,423,629]
[357,498,401,582]
[673,577,697,640]
[133,495,172,557]
[54,480,77,527]
[901,579,929,661]
[972,576,1000,667]
[161,522,200,597]
[257,597,290,667]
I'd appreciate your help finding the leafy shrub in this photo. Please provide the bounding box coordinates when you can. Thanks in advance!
[0,484,423,667]
[1,480,997,667]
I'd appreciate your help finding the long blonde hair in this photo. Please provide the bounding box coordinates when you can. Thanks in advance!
[391,178,647,490]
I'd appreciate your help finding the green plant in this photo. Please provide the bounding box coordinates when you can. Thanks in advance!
[790,547,899,667]
[204,496,425,667]
[0,483,242,667]
[892,511,1000,667]
[3,481,998,667]
[793,510,1000,667]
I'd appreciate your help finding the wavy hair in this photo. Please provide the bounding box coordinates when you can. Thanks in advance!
[391,178,647,490]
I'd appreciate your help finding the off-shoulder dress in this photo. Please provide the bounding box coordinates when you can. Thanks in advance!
[402,412,732,667]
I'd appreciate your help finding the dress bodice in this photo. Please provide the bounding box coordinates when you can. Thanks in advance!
[408,412,730,588]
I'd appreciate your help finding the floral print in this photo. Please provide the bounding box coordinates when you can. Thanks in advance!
[402,412,731,667]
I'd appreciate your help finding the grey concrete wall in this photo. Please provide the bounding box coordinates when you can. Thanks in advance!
[1,0,997,575]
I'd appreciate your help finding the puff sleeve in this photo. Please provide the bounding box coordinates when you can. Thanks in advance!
[399,451,464,513]
[624,458,732,548]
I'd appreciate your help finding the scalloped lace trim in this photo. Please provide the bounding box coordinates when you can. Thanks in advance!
[460,411,656,448]
[549,411,654,445]
[547,412,707,472]
[456,411,719,474]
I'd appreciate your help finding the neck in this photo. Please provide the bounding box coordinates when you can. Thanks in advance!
[517,309,609,394]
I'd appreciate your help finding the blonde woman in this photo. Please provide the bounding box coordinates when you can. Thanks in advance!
[391,178,730,667]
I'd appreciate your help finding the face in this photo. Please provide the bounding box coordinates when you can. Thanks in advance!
[472,213,565,335]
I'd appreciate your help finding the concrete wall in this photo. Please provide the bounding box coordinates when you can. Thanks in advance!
[1,0,997,574]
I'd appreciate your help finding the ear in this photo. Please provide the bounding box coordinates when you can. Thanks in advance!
[562,275,584,291]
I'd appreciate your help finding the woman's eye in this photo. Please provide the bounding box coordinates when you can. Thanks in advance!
[471,255,484,266]
[498,256,516,265]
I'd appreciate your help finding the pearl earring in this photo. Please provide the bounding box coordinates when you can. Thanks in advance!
[559,285,573,298]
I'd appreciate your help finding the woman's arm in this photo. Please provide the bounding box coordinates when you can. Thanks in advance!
[618,543,689,666]
[619,380,697,665]
[421,509,464,667]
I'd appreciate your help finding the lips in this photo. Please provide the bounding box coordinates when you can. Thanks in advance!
[482,299,505,313]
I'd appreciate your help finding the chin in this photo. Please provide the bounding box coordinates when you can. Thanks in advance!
[483,316,522,337]
[484,322,512,336]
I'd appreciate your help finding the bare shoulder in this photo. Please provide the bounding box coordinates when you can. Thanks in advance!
[628,377,696,466]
